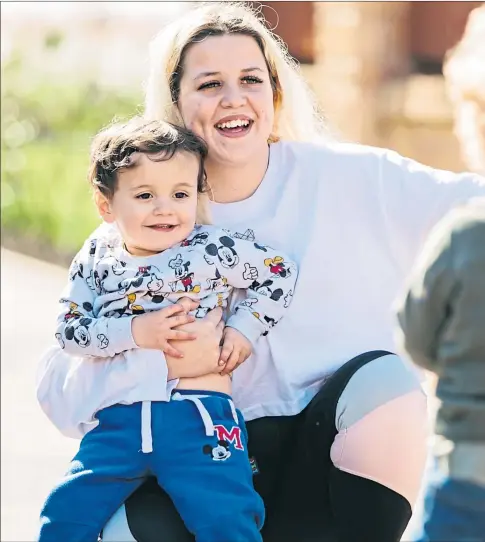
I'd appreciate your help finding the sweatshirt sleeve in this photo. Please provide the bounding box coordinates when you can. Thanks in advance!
[36,345,107,439]
[395,215,456,372]
[55,239,138,357]
[379,149,485,276]
[205,229,298,347]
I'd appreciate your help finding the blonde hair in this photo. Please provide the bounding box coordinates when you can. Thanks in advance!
[444,4,485,104]
[145,1,330,143]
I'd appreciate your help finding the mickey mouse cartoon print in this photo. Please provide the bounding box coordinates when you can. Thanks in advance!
[196,228,298,347]
[168,254,201,294]
[264,256,295,279]
[249,280,284,301]
[203,440,231,462]
[119,265,166,303]
[180,231,209,247]
[64,317,92,348]
[205,236,240,269]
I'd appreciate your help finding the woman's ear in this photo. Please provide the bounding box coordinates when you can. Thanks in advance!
[94,190,115,223]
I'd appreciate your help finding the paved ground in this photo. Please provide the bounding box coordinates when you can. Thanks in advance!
[1,249,78,541]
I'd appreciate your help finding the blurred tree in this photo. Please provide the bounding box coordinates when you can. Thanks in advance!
[1,50,142,259]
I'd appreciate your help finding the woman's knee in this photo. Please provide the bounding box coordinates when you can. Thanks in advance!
[330,353,429,507]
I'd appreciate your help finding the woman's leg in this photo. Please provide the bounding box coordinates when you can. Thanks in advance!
[263,351,429,542]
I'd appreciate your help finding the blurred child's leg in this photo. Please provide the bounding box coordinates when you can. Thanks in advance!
[417,478,485,541]
[38,404,149,542]
[414,440,485,542]
[151,391,265,542]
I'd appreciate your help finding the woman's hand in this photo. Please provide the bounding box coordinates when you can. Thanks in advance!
[166,305,225,379]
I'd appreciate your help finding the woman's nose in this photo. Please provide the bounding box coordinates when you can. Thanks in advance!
[220,84,246,108]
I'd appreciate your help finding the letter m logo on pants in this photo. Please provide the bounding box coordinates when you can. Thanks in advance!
[214,425,244,450]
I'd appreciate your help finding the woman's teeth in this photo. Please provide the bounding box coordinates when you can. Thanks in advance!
[216,119,250,129]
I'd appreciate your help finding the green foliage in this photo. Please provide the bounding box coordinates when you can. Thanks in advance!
[1,50,142,257]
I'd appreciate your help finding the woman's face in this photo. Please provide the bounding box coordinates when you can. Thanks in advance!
[178,34,275,166]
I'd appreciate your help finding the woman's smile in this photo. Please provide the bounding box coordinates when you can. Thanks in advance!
[214,115,254,138]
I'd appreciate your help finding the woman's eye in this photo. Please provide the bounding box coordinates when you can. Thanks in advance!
[136,193,152,200]
[198,76,262,91]
[242,76,263,84]
[173,192,188,199]
[198,80,220,90]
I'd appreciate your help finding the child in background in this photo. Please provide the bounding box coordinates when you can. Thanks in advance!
[399,6,485,541]
[38,118,297,542]
[396,198,485,541]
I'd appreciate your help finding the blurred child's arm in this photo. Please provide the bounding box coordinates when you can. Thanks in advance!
[55,239,138,357]
[396,218,456,372]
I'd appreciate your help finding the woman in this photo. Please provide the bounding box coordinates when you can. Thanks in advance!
[37,3,485,541]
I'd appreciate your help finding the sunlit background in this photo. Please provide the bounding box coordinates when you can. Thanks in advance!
[1,3,484,540]
[1,1,482,263]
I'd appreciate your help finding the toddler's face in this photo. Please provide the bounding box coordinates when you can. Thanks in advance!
[98,152,199,257]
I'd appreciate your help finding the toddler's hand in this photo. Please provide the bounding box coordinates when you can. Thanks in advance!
[131,305,196,358]
[219,327,252,376]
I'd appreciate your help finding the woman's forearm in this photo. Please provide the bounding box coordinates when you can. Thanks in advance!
[166,355,214,379]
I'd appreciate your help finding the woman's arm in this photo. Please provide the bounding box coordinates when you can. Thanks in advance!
[36,301,224,438]
[379,149,484,275]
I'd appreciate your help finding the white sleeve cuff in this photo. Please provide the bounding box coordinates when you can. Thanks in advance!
[106,316,139,354]
[225,310,265,349]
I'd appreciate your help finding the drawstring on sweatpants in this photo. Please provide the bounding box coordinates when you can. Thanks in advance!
[141,401,153,453]
[139,394,238,453]
[172,392,239,436]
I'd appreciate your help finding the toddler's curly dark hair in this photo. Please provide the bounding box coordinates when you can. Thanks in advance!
[88,117,208,200]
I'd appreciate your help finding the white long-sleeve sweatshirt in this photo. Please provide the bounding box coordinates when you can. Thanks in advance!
[37,140,485,438]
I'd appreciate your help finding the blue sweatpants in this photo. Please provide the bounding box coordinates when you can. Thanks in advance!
[38,391,264,542]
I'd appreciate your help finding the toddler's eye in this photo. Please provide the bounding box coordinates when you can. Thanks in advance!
[136,193,152,200]
[174,192,188,199]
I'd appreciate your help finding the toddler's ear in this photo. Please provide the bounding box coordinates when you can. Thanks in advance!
[94,190,115,223]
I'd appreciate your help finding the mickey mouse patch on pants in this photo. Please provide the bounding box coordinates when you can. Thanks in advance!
[202,424,245,461]
[203,440,231,461]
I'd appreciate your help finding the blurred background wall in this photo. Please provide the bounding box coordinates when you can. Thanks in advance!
[1,1,482,263]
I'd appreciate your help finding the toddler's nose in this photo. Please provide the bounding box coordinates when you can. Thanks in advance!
[153,198,173,215]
